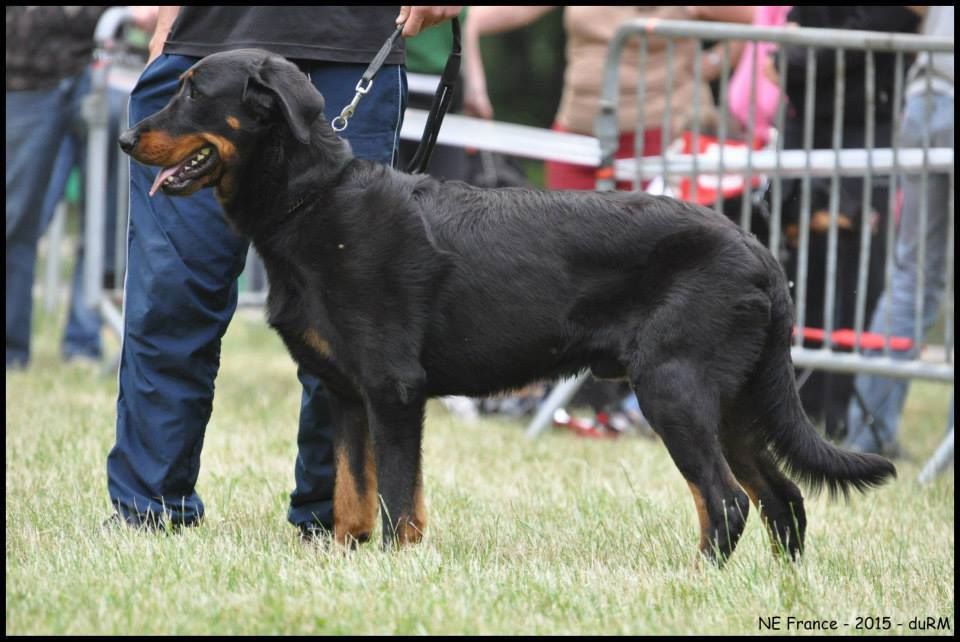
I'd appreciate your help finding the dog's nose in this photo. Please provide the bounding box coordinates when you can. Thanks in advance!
[118,128,139,154]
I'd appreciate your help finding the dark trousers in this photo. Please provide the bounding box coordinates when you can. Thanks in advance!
[107,53,407,527]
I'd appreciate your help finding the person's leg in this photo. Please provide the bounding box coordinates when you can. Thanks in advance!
[845,93,953,453]
[6,76,89,368]
[286,62,407,531]
[61,239,104,360]
[38,133,105,362]
[106,54,250,526]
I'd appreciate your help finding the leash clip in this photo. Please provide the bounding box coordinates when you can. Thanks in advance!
[331,78,373,132]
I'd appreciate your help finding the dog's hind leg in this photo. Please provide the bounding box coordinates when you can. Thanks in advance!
[631,362,750,565]
[720,411,807,560]
[364,377,429,548]
[331,393,379,548]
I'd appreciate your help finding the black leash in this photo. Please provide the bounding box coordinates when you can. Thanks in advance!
[331,17,461,175]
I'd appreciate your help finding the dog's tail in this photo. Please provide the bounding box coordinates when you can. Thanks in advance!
[749,248,896,497]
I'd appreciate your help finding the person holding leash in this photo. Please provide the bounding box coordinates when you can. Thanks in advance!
[105,5,460,539]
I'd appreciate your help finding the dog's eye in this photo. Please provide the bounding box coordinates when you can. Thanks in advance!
[187,82,197,100]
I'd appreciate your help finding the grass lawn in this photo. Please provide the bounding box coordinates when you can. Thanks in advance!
[5,302,955,635]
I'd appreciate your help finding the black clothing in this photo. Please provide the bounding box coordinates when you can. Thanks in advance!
[163,6,404,65]
[780,6,922,127]
[5,6,108,91]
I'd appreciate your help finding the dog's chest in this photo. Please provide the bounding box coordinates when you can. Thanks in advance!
[262,258,344,375]
[271,310,348,386]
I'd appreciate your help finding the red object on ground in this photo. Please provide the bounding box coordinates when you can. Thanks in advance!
[553,411,619,440]
[792,326,915,352]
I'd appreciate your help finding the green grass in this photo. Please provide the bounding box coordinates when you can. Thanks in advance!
[6,303,954,635]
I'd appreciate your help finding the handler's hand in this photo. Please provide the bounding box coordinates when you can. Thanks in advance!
[396,6,462,37]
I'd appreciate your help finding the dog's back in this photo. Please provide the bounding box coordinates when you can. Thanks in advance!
[401,179,766,397]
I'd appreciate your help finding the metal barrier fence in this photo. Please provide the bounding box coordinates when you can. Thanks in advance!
[526,20,954,478]
[599,19,954,380]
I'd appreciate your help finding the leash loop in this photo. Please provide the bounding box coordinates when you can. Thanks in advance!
[405,17,461,174]
[331,17,461,174]
[331,23,403,132]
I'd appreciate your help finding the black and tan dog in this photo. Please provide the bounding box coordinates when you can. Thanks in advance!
[119,49,895,563]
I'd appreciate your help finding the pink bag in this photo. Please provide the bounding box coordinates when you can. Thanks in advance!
[727,6,792,145]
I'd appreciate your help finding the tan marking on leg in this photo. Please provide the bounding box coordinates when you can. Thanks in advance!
[735,477,785,557]
[396,473,427,546]
[687,481,710,552]
[740,483,760,507]
[362,441,378,533]
[303,329,331,357]
[333,444,378,547]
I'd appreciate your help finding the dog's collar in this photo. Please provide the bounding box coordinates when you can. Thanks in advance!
[283,141,352,217]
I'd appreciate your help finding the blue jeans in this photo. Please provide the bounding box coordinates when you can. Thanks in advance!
[844,92,954,452]
[106,53,407,528]
[6,73,93,366]
[6,69,122,366]
[42,135,103,359]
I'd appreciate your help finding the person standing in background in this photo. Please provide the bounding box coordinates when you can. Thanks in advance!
[843,5,954,457]
[464,6,719,191]
[6,6,109,369]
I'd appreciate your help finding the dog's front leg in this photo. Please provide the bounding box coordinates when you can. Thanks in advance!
[364,378,428,548]
[330,392,378,548]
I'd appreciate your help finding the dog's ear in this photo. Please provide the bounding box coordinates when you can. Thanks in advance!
[243,55,325,144]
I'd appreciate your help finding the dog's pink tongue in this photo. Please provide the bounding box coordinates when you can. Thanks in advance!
[149,165,181,197]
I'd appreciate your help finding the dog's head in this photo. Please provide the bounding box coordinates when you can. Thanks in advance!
[118,48,326,198]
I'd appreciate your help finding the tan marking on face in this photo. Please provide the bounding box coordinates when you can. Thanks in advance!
[135,131,207,166]
[134,130,233,177]
[135,131,235,166]
[200,133,237,164]
[333,445,378,547]
[303,329,331,357]
[226,115,241,130]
